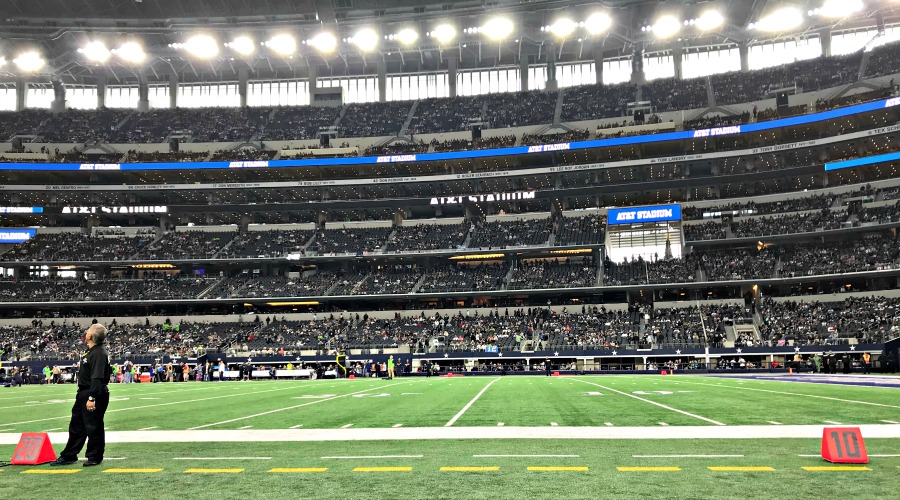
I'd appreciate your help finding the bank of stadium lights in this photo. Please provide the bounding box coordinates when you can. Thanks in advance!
[465,17,514,40]
[809,0,864,18]
[584,12,613,35]
[263,34,296,55]
[170,34,219,59]
[427,24,457,44]
[111,42,146,63]
[686,10,725,31]
[543,18,578,38]
[304,32,337,53]
[749,6,804,31]
[225,36,255,56]
[386,28,418,46]
[642,14,681,38]
[13,51,46,72]
[78,41,110,63]
[345,27,379,52]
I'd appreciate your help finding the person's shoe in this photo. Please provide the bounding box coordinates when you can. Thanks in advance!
[50,457,77,466]
[82,459,102,467]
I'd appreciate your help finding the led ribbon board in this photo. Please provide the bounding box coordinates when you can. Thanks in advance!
[607,204,682,225]
[0,228,37,243]
[0,98,896,172]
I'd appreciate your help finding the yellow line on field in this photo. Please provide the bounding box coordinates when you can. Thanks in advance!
[617,466,681,472]
[21,469,81,474]
[269,468,328,473]
[440,466,500,472]
[353,467,412,472]
[102,468,163,473]
[528,466,589,471]
[184,468,244,473]
[802,466,871,471]
[708,466,775,472]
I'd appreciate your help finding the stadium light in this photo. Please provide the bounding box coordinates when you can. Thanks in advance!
[694,10,725,31]
[428,24,457,44]
[809,0,864,18]
[394,28,419,46]
[0,57,5,68]
[181,34,219,59]
[264,34,297,55]
[750,7,804,31]
[13,51,46,72]
[481,17,514,40]
[347,27,379,52]
[78,41,111,63]
[651,14,681,38]
[112,42,146,63]
[584,12,613,35]
[225,36,255,56]
[546,17,577,38]
[306,32,337,53]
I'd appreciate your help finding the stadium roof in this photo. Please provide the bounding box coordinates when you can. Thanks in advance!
[0,0,898,85]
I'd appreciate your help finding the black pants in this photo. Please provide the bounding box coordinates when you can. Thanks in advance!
[59,388,109,462]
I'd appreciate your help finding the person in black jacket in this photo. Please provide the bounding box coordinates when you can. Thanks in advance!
[51,324,112,467]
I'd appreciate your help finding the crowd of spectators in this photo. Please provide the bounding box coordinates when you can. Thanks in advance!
[409,96,484,134]
[1,232,153,262]
[731,210,847,238]
[353,265,422,295]
[522,129,590,146]
[340,101,411,137]
[111,107,268,143]
[135,231,236,260]
[778,233,899,277]
[700,248,776,280]
[642,77,709,112]
[222,230,315,258]
[483,90,557,128]
[683,221,727,241]
[261,106,340,141]
[507,258,597,290]
[39,108,132,143]
[312,227,392,255]
[417,262,508,293]
[561,82,636,122]
[385,223,470,252]
[123,150,208,163]
[758,296,900,346]
[864,42,900,78]
[468,218,552,249]
[431,135,516,152]
[553,215,604,246]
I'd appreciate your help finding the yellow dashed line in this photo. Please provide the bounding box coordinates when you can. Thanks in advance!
[103,468,163,473]
[528,466,589,471]
[269,468,328,473]
[617,466,681,472]
[183,468,244,473]
[440,466,500,472]
[708,466,775,472]
[802,466,871,471]
[21,469,81,474]
[353,467,412,472]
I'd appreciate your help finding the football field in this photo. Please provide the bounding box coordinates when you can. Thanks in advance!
[1,374,898,499]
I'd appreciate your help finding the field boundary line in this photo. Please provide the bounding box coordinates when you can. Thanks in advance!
[572,379,726,426]
[5,424,900,444]
[678,379,900,409]
[189,382,411,430]
[445,377,501,427]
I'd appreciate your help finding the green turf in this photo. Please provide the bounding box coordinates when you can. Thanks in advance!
[1,375,898,430]
[1,375,898,499]
[1,439,898,500]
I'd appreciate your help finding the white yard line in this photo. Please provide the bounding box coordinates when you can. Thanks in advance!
[444,378,501,427]
[6,424,899,445]
[474,454,581,458]
[138,426,158,431]
[321,455,424,459]
[392,424,403,428]
[572,379,726,426]
[680,379,900,409]
[0,384,311,427]
[880,420,899,424]
[823,420,843,425]
[633,454,745,458]
[341,424,354,429]
[767,421,783,425]
[289,424,304,429]
[238,425,253,430]
[604,422,614,426]
[188,383,409,430]
[173,457,272,460]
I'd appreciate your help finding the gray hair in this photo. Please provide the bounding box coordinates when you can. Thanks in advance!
[89,324,108,345]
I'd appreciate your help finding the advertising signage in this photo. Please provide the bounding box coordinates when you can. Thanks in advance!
[607,204,682,225]
[0,228,37,243]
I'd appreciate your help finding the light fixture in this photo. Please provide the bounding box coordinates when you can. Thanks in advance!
[0,57,5,68]
[750,6,803,31]
[429,23,457,44]
[481,17,514,40]
[694,10,725,31]
[13,51,45,72]
[226,36,255,55]
[264,34,297,55]
[181,34,219,59]
[652,14,682,38]
[112,42,146,63]
[584,12,613,35]
[78,41,110,63]
[547,17,577,38]
[809,0,864,18]
[307,32,337,53]
[348,27,378,52]
[394,28,418,45]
